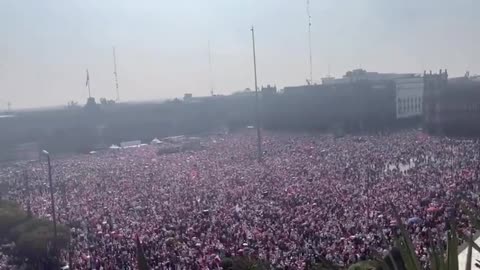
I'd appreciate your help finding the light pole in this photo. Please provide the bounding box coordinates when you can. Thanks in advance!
[251,26,262,162]
[41,150,58,253]
[23,170,32,217]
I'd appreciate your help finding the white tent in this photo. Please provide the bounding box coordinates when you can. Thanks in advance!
[109,144,121,149]
[151,138,162,145]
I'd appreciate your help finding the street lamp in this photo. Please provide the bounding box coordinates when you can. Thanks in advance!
[41,150,58,253]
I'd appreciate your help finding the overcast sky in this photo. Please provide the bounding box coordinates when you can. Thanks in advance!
[1,0,478,108]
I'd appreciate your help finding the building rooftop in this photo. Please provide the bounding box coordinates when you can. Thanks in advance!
[322,69,420,85]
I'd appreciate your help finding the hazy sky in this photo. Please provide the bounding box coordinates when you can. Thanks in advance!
[1,0,478,108]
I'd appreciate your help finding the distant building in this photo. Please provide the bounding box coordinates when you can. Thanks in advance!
[232,88,256,96]
[15,142,40,161]
[264,80,396,131]
[394,76,424,119]
[424,70,480,136]
[322,69,416,85]
[261,85,277,96]
[321,69,423,120]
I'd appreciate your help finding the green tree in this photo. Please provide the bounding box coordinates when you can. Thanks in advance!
[222,256,271,270]
[0,200,28,238]
[14,222,70,267]
[350,202,480,270]
[0,201,70,269]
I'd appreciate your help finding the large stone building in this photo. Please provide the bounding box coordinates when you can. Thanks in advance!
[394,76,424,119]
[263,79,396,132]
[322,69,424,120]
[424,70,480,136]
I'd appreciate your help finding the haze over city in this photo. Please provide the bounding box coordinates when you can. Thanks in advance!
[1,0,478,108]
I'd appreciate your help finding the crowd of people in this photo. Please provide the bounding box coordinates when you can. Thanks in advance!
[1,130,480,269]
[0,252,10,270]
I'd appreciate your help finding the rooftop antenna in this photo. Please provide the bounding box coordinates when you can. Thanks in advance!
[113,46,120,101]
[208,40,215,96]
[307,0,313,84]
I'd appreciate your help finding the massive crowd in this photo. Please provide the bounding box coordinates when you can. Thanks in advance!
[1,130,480,269]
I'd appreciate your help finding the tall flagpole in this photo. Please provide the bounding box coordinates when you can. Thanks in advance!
[250,26,262,162]
[208,40,214,96]
[86,69,91,98]
[307,0,313,84]
[113,47,120,101]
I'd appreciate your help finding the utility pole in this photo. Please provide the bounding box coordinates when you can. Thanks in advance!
[250,26,262,162]
[113,47,120,101]
[41,150,58,254]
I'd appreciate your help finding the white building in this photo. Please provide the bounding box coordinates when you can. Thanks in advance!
[394,76,424,119]
[322,69,424,119]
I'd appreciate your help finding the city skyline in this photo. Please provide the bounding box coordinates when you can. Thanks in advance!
[1,0,478,109]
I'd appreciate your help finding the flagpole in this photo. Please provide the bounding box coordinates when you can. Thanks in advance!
[86,69,91,98]
[208,40,214,96]
[250,26,262,162]
[113,47,120,101]
[307,0,313,84]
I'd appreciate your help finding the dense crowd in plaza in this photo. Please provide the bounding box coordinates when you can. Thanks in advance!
[1,130,480,269]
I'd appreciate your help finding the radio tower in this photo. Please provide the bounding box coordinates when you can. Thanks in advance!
[113,46,120,101]
[307,0,313,85]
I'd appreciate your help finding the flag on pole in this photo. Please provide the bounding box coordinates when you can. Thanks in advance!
[86,69,90,87]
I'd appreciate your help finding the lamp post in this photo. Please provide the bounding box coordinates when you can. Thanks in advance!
[23,170,32,217]
[41,150,58,253]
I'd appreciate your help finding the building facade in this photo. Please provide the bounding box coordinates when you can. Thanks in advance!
[322,69,424,120]
[263,80,396,132]
[394,76,424,119]
[424,70,480,136]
